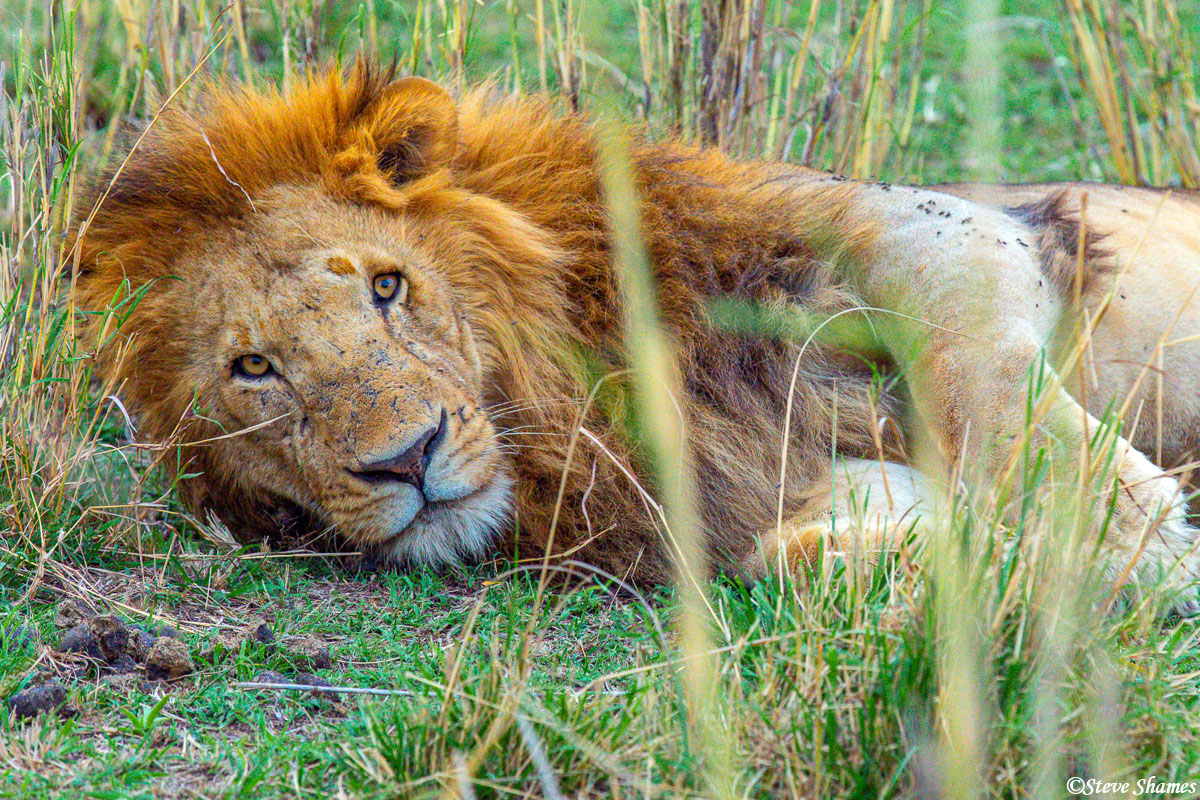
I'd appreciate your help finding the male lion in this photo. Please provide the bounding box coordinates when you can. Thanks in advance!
[71,64,1200,610]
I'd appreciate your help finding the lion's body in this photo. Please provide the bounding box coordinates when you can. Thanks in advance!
[71,66,1200,604]
[938,183,1200,468]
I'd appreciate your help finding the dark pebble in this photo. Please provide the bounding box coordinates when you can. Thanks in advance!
[56,623,102,659]
[88,615,129,662]
[6,681,68,720]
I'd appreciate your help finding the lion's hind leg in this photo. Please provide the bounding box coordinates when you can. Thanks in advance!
[743,458,937,579]
[837,183,1200,612]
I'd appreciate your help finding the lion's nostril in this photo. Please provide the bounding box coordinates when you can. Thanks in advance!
[350,408,448,491]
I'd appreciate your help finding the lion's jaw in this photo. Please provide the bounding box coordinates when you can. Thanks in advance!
[185,198,513,565]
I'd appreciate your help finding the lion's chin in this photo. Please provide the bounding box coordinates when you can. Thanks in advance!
[382,473,514,567]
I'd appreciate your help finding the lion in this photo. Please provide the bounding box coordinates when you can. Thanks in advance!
[70,63,1200,611]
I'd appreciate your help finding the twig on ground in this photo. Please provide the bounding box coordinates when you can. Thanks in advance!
[234,681,414,697]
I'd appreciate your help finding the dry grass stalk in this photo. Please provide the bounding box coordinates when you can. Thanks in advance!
[596,117,735,798]
[1061,0,1200,186]
[623,0,929,174]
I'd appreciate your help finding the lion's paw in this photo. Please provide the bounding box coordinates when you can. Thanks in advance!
[1156,531,1200,618]
[1116,473,1200,616]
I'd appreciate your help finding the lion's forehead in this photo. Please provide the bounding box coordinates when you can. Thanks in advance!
[217,267,353,338]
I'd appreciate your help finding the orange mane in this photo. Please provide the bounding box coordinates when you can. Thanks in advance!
[70,61,892,580]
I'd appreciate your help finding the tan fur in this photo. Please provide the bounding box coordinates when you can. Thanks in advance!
[69,64,1200,607]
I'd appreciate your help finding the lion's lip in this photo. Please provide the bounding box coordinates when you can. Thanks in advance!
[379,483,488,538]
[344,467,480,504]
[415,484,487,515]
[421,481,485,505]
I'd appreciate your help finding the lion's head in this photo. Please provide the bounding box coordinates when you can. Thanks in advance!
[68,64,574,564]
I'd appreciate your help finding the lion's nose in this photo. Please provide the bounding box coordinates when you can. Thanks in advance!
[351,409,447,491]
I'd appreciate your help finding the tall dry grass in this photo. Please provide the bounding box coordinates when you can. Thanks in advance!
[584,0,931,174]
[1061,0,1200,186]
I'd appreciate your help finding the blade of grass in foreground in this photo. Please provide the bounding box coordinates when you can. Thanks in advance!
[924,0,998,792]
[595,116,734,799]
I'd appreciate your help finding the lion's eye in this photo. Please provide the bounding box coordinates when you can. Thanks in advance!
[234,354,273,378]
[372,272,408,304]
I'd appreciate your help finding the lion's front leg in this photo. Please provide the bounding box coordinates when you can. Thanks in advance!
[835,183,1200,611]
[742,458,936,579]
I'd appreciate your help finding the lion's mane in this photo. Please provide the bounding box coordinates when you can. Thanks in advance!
[71,63,902,581]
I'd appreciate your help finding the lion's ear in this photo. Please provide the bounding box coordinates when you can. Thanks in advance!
[354,76,458,183]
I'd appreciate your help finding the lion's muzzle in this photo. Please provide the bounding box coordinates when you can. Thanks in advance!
[347,408,448,492]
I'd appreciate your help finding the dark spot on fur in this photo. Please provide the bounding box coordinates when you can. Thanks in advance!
[1006,191,1112,297]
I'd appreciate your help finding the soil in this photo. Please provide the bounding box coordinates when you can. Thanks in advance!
[0,626,37,649]
[251,670,334,690]
[286,637,333,669]
[145,638,195,681]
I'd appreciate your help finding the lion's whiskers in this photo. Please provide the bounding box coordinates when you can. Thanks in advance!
[485,397,585,415]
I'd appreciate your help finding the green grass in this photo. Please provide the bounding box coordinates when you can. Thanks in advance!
[4,0,1200,797]
[5,553,1198,797]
